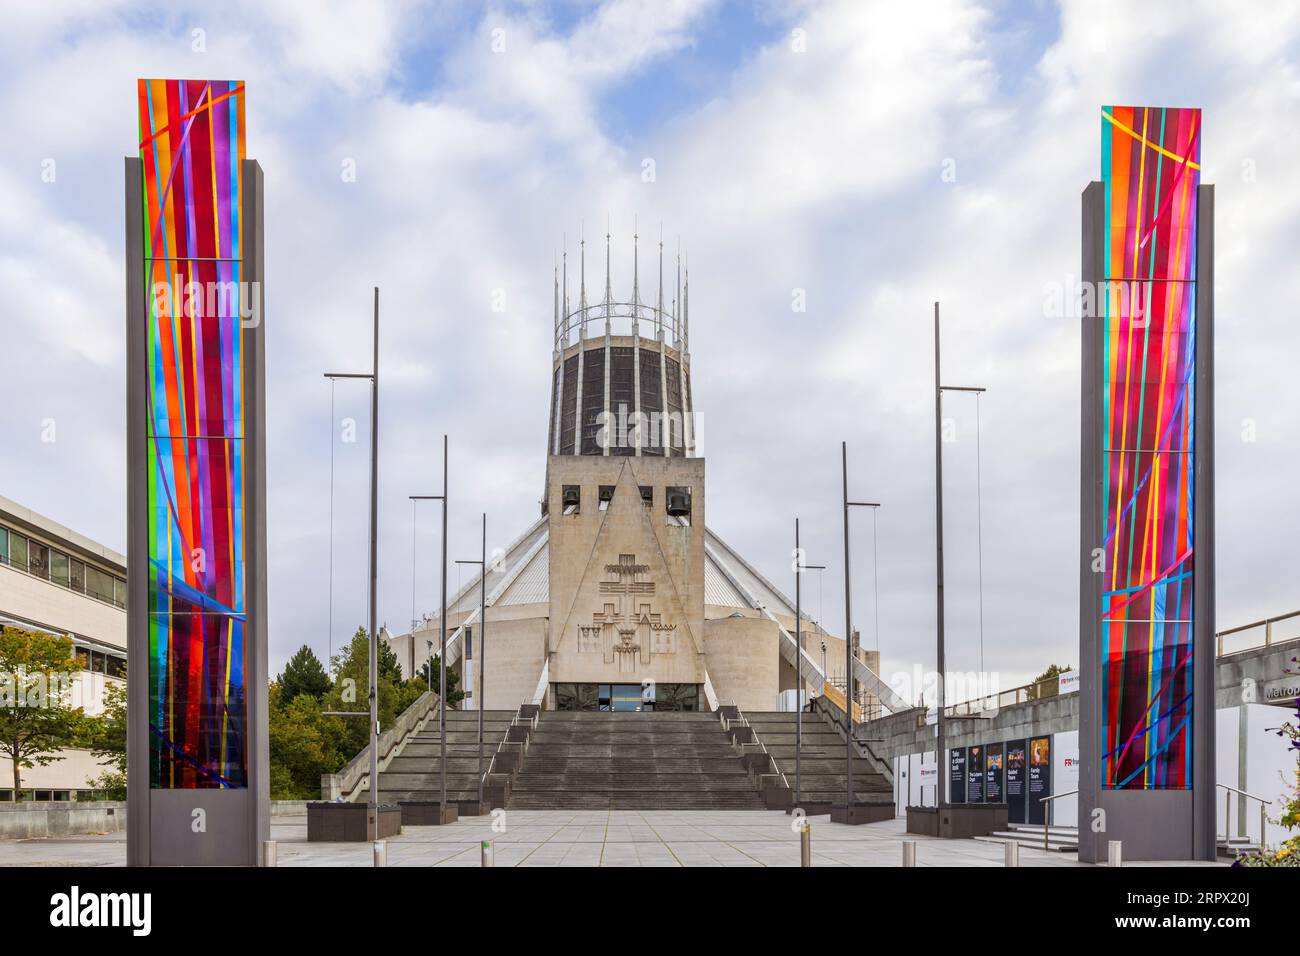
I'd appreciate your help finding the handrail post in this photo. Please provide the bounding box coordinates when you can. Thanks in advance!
[1260,802,1267,850]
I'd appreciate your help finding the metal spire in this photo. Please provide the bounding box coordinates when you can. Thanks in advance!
[604,217,612,334]
[683,253,690,353]
[657,225,665,342]
[632,216,640,306]
[552,262,559,352]
[579,222,587,332]
[674,241,682,346]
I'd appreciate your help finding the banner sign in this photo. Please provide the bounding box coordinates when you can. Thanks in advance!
[1027,736,1052,824]
[948,747,966,804]
[984,742,1005,804]
[966,746,984,803]
[1005,739,1027,823]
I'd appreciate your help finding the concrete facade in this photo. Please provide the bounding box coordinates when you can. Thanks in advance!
[0,495,127,798]
[546,455,705,689]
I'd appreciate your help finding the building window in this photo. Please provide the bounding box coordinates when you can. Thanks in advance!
[7,532,26,571]
[0,527,7,565]
[50,550,70,588]
[113,577,127,609]
[106,654,126,680]
[69,558,85,593]
[86,566,114,603]
[28,541,48,579]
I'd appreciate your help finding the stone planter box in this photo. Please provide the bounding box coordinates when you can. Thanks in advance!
[906,803,1008,838]
[763,787,794,810]
[397,802,459,826]
[830,802,894,825]
[307,802,402,841]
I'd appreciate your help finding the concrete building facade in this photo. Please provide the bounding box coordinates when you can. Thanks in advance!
[0,495,126,800]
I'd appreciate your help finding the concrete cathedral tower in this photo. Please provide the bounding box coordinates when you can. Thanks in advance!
[542,228,706,708]
[387,227,907,723]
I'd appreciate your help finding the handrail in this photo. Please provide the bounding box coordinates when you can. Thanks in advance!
[482,698,538,788]
[322,690,439,802]
[1217,783,1271,851]
[1216,609,1300,657]
[1038,788,1078,851]
[945,676,1070,719]
[721,703,790,791]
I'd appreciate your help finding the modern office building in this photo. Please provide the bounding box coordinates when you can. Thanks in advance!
[0,494,127,800]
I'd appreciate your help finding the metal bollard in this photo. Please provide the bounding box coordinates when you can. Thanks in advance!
[481,840,495,867]
[373,840,387,868]
[262,840,277,867]
[902,840,916,867]
[1004,840,1018,867]
[1108,840,1122,867]
[800,822,811,867]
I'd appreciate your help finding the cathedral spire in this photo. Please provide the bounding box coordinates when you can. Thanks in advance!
[657,225,665,342]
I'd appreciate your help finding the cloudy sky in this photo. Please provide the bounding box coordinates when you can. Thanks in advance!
[2,0,1297,694]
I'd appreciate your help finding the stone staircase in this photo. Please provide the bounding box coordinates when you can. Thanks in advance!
[375,709,518,810]
[507,711,767,809]
[975,823,1079,852]
[744,711,894,817]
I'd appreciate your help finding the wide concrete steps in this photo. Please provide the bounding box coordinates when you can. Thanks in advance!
[974,823,1079,852]
[507,711,766,810]
[370,710,516,808]
[745,711,894,807]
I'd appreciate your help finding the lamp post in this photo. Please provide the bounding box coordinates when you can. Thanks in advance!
[793,517,824,809]
[410,434,449,812]
[933,301,986,808]
[455,512,488,808]
[323,287,380,825]
[841,441,880,818]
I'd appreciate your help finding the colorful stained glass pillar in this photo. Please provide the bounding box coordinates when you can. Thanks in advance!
[125,79,269,866]
[1078,106,1215,862]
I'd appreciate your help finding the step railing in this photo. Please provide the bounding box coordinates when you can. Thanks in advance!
[1038,789,1078,851]
[321,691,439,802]
[1218,783,1271,851]
[720,701,789,791]
[481,698,539,788]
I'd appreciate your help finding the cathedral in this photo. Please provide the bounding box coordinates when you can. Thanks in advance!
[386,234,895,717]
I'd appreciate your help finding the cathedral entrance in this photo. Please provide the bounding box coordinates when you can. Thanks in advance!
[553,682,702,712]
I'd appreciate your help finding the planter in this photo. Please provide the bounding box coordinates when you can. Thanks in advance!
[906,803,1008,838]
[829,802,894,825]
[307,802,402,841]
[397,801,459,826]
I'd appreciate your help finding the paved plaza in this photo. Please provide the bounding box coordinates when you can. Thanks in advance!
[0,811,1225,867]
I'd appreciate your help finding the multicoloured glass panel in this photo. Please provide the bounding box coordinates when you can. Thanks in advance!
[137,79,248,788]
[1099,105,1200,789]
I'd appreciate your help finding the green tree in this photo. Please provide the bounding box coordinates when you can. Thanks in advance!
[0,626,94,800]
[91,673,127,774]
[268,681,347,799]
[415,655,464,707]
[277,644,331,703]
[325,627,427,761]
[1033,664,1074,683]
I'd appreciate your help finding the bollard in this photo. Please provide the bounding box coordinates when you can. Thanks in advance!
[1004,840,1018,867]
[1108,840,1122,867]
[800,822,811,867]
[902,840,916,867]
[262,840,277,868]
[373,840,387,868]
[481,840,495,868]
